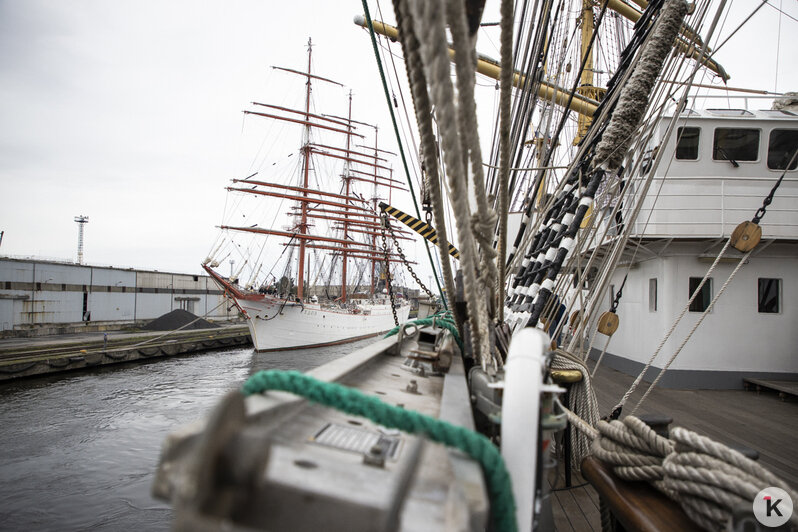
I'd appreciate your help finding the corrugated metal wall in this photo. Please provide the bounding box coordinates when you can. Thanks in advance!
[0,258,231,329]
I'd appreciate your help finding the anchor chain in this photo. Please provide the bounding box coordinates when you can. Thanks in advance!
[384,220,436,302]
[380,214,399,326]
[609,273,628,313]
[752,148,797,224]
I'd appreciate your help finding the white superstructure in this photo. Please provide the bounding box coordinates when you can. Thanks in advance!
[594,109,798,388]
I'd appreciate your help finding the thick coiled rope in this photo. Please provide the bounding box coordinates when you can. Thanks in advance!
[574,415,798,531]
[552,349,600,470]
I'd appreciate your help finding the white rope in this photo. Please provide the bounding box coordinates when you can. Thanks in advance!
[446,0,499,300]
[409,0,491,368]
[631,248,752,413]
[495,0,514,322]
[589,334,613,378]
[613,239,732,413]
[587,416,798,530]
[392,0,457,310]
[552,349,600,469]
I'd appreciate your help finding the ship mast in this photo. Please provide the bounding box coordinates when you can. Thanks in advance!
[341,91,353,302]
[297,38,314,301]
[228,41,414,300]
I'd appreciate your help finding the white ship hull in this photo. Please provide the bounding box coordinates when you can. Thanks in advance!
[235,295,411,351]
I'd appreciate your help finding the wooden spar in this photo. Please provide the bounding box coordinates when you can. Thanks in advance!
[291,210,412,234]
[227,187,371,212]
[291,206,381,220]
[575,0,598,144]
[321,112,375,129]
[243,110,365,138]
[221,225,375,249]
[233,178,369,205]
[599,0,728,80]
[345,175,408,192]
[283,243,418,264]
[251,102,352,128]
[348,167,405,185]
[310,142,387,162]
[272,65,344,86]
[353,17,598,118]
[282,242,412,263]
[309,147,392,171]
[333,224,413,240]
[356,143,397,156]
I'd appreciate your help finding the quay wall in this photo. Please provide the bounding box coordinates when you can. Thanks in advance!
[0,257,236,336]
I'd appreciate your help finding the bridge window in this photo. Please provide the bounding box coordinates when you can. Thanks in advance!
[713,128,759,162]
[675,127,700,160]
[758,278,781,313]
[767,129,798,170]
[688,277,712,312]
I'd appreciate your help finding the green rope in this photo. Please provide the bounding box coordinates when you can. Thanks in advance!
[383,310,463,352]
[242,369,517,532]
[359,0,447,309]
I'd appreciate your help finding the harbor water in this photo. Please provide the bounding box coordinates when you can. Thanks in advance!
[0,338,377,531]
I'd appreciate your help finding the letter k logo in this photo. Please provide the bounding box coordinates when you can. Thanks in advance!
[765,496,783,517]
[754,488,792,527]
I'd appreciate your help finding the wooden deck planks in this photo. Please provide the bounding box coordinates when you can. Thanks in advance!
[551,363,798,530]
[589,363,798,486]
[549,465,602,532]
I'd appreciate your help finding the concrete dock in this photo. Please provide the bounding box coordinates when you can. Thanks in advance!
[0,325,252,381]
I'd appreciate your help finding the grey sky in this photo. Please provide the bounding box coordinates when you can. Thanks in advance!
[1,0,796,276]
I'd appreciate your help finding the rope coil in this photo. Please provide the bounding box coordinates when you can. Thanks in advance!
[577,415,798,531]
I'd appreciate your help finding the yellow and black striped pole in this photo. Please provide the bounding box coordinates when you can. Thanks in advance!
[379,202,460,260]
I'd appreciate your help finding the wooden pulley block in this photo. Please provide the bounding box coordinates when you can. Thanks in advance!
[730,221,761,253]
[569,310,582,328]
[597,311,619,336]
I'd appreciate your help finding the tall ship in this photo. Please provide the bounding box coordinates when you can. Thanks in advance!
[155,2,798,531]
[203,39,411,351]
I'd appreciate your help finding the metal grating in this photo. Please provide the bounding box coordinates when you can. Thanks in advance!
[311,423,401,459]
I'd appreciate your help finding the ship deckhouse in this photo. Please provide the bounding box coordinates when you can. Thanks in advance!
[632,109,798,239]
[595,110,798,389]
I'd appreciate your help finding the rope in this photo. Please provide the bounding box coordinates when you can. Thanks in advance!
[241,369,517,532]
[409,0,491,368]
[495,0,514,322]
[383,310,463,352]
[446,0,500,301]
[359,0,446,305]
[589,335,613,378]
[611,239,732,417]
[631,248,752,414]
[391,0,456,310]
[577,415,798,530]
[552,349,600,469]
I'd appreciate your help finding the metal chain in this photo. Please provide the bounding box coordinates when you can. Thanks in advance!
[380,214,399,326]
[609,273,628,313]
[384,220,436,301]
[752,148,798,224]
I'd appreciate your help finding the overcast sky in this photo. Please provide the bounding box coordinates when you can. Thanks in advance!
[1,0,796,276]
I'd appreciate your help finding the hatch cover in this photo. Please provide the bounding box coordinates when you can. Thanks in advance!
[311,423,401,459]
